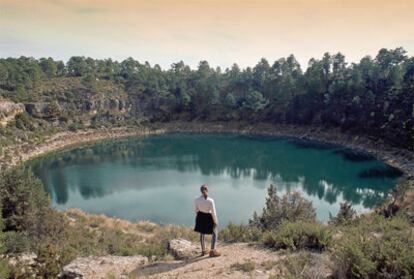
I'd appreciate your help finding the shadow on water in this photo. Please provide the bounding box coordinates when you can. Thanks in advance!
[359,166,403,178]
[334,148,376,162]
[289,138,339,150]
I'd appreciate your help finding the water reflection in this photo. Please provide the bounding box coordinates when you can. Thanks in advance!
[28,134,400,223]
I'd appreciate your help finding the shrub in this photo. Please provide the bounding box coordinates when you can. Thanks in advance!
[68,121,84,131]
[219,223,262,242]
[3,231,31,254]
[329,202,356,226]
[262,221,332,251]
[250,185,316,230]
[35,243,61,278]
[376,179,410,218]
[14,113,36,131]
[332,214,414,278]
[272,252,309,279]
[270,252,332,279]
[0,202,10,278]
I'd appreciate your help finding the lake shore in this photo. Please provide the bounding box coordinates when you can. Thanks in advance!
[2,121,414,197]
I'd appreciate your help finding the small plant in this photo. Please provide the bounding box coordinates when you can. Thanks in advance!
[231,261,256,272]
[270,252,331,279]
[250,185,316,231]
[262,221,332,251]
[219,222,262,242]
[260,260,278,271]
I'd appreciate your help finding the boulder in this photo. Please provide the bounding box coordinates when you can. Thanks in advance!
[62,255,148,279]
[168,238,199,260]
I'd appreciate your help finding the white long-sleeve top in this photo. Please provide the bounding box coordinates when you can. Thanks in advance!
[194,195,218,224]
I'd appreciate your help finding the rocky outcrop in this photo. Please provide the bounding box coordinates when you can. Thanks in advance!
[62,255,148,279]
[24,102,50,118]
[168,238,199,260]
[0,100,25,126]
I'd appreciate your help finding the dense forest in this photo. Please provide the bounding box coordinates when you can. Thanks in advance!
[0,47,413,150]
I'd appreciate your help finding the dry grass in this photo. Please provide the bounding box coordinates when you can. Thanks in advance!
[230,261,256,272]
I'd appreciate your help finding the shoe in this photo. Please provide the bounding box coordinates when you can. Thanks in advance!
[209,249,221,257]
[201,250,209,256]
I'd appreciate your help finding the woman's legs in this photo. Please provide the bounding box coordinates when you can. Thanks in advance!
[211,227,218,250]
[200,233,206,251]
[200,230,217,251]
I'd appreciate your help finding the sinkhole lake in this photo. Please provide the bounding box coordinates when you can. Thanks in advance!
[29,133,402,226]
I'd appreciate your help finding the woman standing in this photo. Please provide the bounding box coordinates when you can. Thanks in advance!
[194,184,221,257]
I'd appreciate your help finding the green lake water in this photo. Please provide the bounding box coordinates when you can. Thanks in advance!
[28,133,401,226]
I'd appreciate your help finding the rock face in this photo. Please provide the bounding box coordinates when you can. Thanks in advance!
[24,102,50,118]
[168,238,200,260]
[0,100,25,126]
[62,255,148,279]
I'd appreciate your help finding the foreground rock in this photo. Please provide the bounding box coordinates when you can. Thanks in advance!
[62,255,148,279]
[168,238,199,260]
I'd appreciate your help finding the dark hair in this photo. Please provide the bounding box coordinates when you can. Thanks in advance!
[200,184,208,192]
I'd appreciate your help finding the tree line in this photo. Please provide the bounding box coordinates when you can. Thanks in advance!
[0,47,413,150]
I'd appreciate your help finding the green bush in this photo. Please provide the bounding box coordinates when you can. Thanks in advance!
[14,112,36,131]
[262,221,332,251]
[332,214,414,279]
[250,185,316,230]
[0,202,10,278]
[35,243,61,278]
[3,231,31,254]
[0,167,50,232]
[219,222,262,242]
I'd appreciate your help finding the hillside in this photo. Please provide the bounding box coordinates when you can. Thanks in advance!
[1,49,413,153]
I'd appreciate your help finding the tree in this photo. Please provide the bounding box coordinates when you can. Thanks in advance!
[81,73,98,92]
[0,63,8,88]
[39,57,57,77]
[0,168,50,233]
[56,61,66,76]
[67,56,89,76]
[224,92,236,108]
[253,58,271,90]
[242,90,268,112]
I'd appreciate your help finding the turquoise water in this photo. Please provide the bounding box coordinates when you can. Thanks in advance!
[29,133,401,226]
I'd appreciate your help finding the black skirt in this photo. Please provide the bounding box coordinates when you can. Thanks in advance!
[194,211,214,234]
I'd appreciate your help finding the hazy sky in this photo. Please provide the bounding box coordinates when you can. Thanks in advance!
[1,0,413,69]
